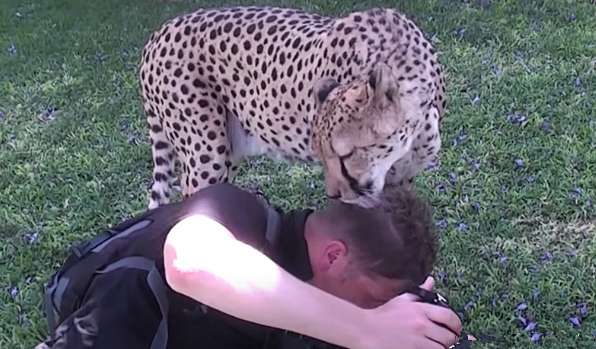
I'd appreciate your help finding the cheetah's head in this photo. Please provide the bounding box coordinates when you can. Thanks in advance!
[312,63,407,208]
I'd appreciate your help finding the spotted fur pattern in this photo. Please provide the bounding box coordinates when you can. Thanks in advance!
[140,6,445,208]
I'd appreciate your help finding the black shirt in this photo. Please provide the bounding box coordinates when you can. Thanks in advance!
[39,183,342,349]
[165,183,339,349]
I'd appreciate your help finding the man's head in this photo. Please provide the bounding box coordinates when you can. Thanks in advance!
[304,185,437,308]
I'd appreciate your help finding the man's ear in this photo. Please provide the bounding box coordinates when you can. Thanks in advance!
[321,240,349,273]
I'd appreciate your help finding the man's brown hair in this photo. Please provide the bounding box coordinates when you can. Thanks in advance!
[314,185,438,285]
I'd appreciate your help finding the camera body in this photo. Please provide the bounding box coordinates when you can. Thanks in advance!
[407,287,472,349]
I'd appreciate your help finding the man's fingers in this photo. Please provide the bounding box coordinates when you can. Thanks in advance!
[395,292,420,302]
[425,323,459,349]
[423,304,462,336]
[420,338,444,349]
[420,276,435,291]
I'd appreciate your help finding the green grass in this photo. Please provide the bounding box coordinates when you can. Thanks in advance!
[0,0,594,348]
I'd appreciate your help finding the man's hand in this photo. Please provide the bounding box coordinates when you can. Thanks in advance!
[357,277,462,349]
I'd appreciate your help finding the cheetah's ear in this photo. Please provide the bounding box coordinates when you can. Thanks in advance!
[368,63,399,109]
[313,78,340,108]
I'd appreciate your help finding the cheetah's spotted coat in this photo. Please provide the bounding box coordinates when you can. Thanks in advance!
[140,6,445,208]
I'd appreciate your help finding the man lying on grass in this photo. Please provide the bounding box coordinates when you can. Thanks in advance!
[38,183,461,349]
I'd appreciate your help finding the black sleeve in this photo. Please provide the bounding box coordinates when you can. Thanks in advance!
[180,183,271,251]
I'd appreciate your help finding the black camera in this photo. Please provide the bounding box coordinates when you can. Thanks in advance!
[407,286,473,349]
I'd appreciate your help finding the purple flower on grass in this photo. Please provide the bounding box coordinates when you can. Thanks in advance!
[471,95,481,106]
[518,315,528,327]
[436,183,447,193]
[494,252,509,266]
[448,172,458,185]
[37,107,59,122]
[490,296,498,307]
[524,321,537,332]
[472,202,481,213]
[514,159,525,169]
[9,286,19,299]
[436,219,448,231]
[499,255,509,267]
[457,222,468,232]
[127,135,139,145]
[498,255,508,266]
[453,27,466,39]
[452,130,468,146]
[577,303,588,318]
[539,251,553,264]
[507,112,527,125]
[94,51,108,64]
[426,160,440,171]
[574,77,582,89]
[569,315,581,328]
[530,332,542,344]
[516,302,528,312]
[570,187,583,199]
[469,159,480,172]
[540,119,552,133]
[24,230,39,244]
[477,0,491,9]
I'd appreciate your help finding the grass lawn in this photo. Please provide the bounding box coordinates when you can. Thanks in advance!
[0,0,594,348]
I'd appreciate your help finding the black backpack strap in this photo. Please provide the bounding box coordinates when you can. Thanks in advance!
[44,219,154,333]
[147,266,169,349]
[96,256,170,349]
[264,203,282,245]
[73,219,153,257]
[44,267,78,333]
[44,277,59,333]
[251,189,282,246]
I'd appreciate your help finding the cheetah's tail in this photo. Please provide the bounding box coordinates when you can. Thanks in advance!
[146,107,176,209]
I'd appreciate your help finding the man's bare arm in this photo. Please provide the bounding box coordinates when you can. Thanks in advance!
[163,215,461,349]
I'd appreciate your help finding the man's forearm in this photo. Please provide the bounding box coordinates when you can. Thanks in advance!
[163,215,366,348]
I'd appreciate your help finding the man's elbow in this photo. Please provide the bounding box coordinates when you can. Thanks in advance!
[163,237,193,293]
[163,240,217,297]
[163,215,233,294]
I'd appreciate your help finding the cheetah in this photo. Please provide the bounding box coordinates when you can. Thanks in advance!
[140,6,445,209]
